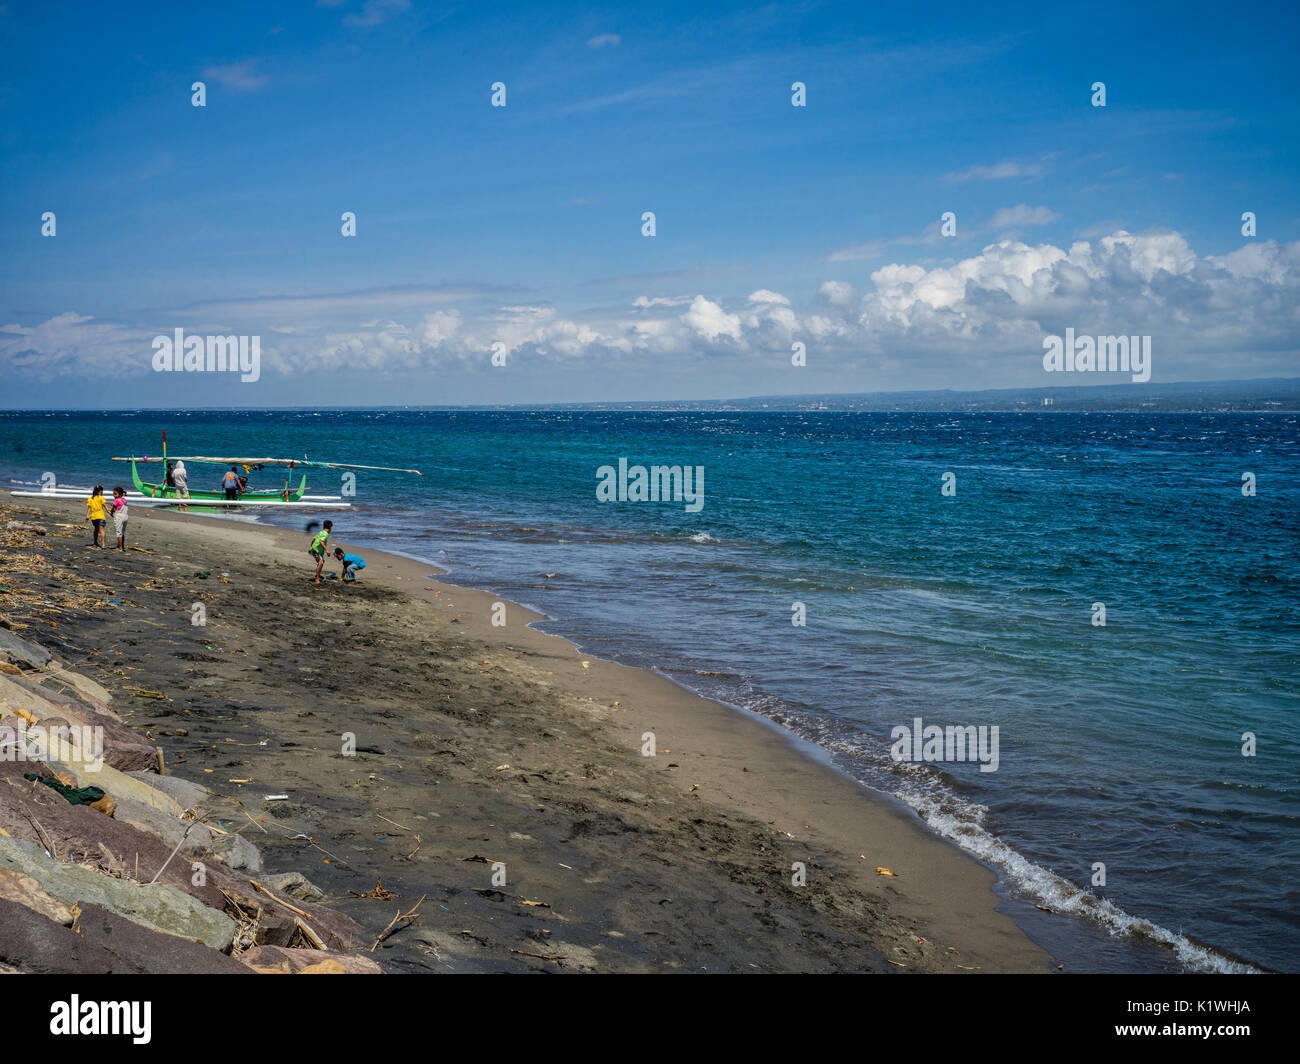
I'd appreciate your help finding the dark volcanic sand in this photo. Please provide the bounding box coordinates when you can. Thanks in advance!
[1,499,1052,973]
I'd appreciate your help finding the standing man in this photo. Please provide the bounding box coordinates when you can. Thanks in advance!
[221,466,240,501]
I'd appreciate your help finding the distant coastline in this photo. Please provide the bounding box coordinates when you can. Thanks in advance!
[3,377,1297,414]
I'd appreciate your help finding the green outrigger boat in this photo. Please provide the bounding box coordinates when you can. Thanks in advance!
[112,444,422,504]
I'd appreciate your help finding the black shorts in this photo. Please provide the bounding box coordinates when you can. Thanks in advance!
[224,488,238,500]
[91,519,105,528]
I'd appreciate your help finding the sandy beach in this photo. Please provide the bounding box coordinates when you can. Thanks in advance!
[1,495,1051,973]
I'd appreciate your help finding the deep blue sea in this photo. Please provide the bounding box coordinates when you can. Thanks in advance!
[3,409,1297,973]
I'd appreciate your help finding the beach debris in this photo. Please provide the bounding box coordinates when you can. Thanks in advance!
[376,814,410,831]
[404,835,422,860]
[876,867,899,877]
[580,661,591,669]
[349,877,398,900]
[248,879,327,948]
[511,948,563,961]
[473,888,551,908]
[461,854,494,863]
[265,794,289,801]
[1035,904,1055,913]
[6,521,46,535]
[371,894,426,951]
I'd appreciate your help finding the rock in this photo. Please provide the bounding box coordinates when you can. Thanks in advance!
[127,770,212,812]
[72,903,252,975]
[206,831,262,873]
[43,665,113,708]
[254,914,299,948]
[0,629,50,669]
[0,837,237,951]
[0,678,156,772]
[46,755,184,818]
[112,797,212,855]
[0,867,74,925]
[298,959,348,974]
[259,870,325,902]
[238,945,383,974]
[0,898,120,974]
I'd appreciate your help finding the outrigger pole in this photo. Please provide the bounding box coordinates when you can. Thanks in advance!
[111,456,423,475]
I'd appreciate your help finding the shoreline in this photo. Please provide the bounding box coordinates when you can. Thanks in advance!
[6,495,1054,972]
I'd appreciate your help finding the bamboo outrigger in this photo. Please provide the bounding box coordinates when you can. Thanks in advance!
[107,435,422,505]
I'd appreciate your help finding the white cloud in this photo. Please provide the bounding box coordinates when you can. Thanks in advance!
[826,240,887,262]
[202,61,268,92]
[343,0,411,27]
[988,204,1061,229]
[7,234,1298,385]
[587,33,622,48]
[947,157,1049,182]
[682,296,742,342]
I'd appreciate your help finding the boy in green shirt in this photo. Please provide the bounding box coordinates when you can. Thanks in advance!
[308,520,333,584]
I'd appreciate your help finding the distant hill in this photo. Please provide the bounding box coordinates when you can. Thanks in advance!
[493,378,1300,413]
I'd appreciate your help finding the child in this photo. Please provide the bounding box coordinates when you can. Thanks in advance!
[85,486,109,548]
[111,486,129,551]
[334,547,366,583]
[308,520,333,584]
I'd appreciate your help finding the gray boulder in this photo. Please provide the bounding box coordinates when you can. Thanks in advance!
[0,837,237,951]
[127,770,212,812]
[259,870,326,902]
[206,831,263,873]
[0,628,50,668]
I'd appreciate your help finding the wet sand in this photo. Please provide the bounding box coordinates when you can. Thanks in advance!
[2,496,1053,973]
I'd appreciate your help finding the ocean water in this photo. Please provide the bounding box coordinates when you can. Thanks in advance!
[3,408,1297,973]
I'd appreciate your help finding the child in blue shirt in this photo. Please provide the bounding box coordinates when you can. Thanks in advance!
[333,548,366,583]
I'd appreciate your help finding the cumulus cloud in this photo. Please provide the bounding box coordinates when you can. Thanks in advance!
[683,296,742,342]
[6,233,1298,385]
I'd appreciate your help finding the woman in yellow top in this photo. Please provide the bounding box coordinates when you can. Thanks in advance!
[85,485,109,548]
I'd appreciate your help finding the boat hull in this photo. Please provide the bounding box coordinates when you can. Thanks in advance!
[131,461,308,501]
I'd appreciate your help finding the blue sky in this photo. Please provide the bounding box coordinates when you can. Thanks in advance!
[1,0,1297,406]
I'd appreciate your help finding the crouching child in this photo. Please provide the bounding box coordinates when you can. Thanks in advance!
[334,547,366,583]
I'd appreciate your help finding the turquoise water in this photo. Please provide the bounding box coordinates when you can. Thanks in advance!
[3,408,1297,972]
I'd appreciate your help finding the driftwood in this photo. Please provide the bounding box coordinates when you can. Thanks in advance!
[371,894,426,951]
[249,879,327,950]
